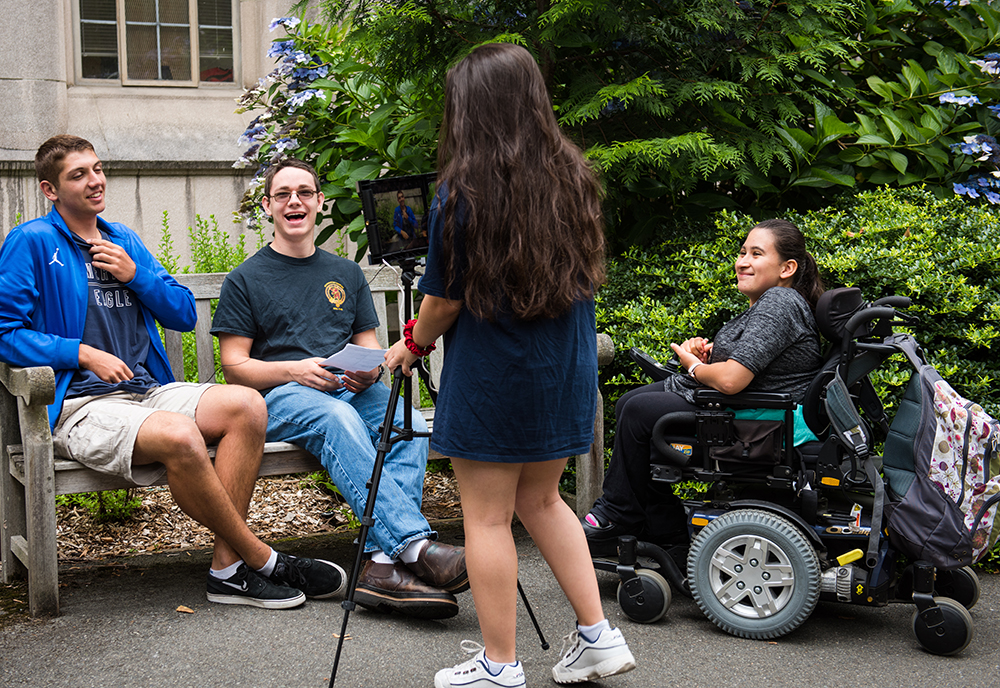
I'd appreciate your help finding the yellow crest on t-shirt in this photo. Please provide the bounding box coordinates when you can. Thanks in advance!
[325,281,346,311]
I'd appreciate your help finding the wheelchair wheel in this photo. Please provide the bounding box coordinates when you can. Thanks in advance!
[912,597,974,656]
[688,509,820,640]
[935,566,980,610]
[617,569,671,624]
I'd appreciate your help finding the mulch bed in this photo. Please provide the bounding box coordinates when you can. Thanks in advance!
[53,471,463,561]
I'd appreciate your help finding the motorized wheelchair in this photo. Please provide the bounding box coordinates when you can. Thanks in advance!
[592,287,981,655]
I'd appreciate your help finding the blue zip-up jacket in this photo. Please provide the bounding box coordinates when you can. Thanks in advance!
[0,206,197,429]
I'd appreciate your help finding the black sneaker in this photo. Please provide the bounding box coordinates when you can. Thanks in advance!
[206,563,305,609]
[582,513,634,558]
[268,552,347,599]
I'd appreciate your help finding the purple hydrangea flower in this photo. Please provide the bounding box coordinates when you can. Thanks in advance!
[238,124,267,146]
[940,92,981,106]
[273,138,299,154]
[287,89,320,111]
[267,40,295,59]
[269,17,301,32]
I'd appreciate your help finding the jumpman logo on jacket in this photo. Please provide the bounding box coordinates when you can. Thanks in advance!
[49,248,64,267]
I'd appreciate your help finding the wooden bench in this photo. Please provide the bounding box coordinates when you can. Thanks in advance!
[0,267,613,617]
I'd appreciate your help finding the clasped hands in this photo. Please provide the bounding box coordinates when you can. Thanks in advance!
[669,336,712,371]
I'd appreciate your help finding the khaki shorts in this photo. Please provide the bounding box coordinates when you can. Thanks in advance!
[53,383,214,486]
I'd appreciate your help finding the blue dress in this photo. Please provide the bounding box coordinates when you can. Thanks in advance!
[417,188,597,463]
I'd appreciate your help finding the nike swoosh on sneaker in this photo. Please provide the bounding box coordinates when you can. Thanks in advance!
[220,579,249,592]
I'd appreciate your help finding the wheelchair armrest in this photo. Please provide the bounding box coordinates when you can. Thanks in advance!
[629,348,678,382]
[692,389,794,410]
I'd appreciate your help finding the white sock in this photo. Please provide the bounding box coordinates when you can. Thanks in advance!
[577,619,611,642]
[255,548,278,577]
[482,653,519,675]
[399,538,430,565]
[370,549,395,564]
[209,559,244,580]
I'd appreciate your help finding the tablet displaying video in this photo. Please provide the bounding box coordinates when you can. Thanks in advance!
[358,172,437,266]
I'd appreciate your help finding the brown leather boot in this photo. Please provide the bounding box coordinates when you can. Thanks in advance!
[354,560,458,619]
[405,541,469,594]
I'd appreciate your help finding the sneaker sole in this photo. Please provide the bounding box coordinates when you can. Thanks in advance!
[354,588,459,619]
[206,591,305,610]
[552,652,637,684]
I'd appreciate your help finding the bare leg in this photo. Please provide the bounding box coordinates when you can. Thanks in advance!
[514,459,604,627]
[133,386,270,570]
[451,457,522,663]
[194,385,268,566]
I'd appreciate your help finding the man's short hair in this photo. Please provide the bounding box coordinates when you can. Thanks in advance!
[35,135,96,188]
[262,158,321,197]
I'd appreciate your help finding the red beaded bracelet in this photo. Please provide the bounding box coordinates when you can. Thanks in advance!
[403,318,436,357]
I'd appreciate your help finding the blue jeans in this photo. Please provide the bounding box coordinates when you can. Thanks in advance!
[264,381,433,558]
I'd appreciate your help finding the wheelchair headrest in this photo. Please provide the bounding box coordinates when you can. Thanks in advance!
[814,287,864,345]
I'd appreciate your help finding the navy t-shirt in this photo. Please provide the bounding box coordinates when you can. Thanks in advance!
[210,245,380,393]
[418,187,597,463]
[66,230,158,398]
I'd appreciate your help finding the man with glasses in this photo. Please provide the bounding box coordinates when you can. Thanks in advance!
[211,159,467,620]
[0,137,346,610]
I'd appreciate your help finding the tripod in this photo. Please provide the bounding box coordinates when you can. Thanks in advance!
[327,260,548,687]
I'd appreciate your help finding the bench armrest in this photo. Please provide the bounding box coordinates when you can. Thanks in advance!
[0,362,56,408]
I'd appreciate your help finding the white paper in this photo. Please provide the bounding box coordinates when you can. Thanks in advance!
[319,344,388,372]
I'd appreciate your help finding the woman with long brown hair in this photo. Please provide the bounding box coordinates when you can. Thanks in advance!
[386,42,635,687]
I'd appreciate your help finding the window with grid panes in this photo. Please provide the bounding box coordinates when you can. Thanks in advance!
[78,0,235,85]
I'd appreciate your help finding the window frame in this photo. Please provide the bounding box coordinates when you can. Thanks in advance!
[73,0,241,87]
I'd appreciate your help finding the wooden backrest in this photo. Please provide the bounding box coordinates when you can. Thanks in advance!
[165,267,440,408]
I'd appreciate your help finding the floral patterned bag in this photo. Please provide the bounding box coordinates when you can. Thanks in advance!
[885,363,1000,569]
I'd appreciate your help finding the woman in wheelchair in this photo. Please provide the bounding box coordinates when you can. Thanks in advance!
[584,219,825,556]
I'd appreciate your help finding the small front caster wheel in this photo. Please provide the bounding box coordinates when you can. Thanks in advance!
[617,569,671,624]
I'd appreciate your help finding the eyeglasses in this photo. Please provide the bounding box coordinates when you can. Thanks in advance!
[269,189,317,203]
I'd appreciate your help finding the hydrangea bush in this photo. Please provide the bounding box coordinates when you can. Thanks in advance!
[234,16,438,256]
[945,53,1000,204]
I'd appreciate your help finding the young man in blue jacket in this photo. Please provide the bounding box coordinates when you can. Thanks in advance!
[0,135,344,609]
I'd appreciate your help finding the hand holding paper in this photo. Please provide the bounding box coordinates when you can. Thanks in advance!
[319,343,388,373]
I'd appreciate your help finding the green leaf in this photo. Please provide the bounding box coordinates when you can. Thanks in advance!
[810,167,856,187]
[838,147,866,164]
[316,148,335,175]
[627,178,671,198]
[857,134,892,145]
[904,60,931,92]
[789,176,828,188]
[887,151,908,174]
[336,197,362,214]
[867,76,895,102]
[868,169,899,184]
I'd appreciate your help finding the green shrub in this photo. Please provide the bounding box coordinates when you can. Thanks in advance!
[156,212,264,383]
[56,490,143,524]
[598,186,1000,417]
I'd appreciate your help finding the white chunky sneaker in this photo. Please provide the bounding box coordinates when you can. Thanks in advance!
[435,641,526,688]
[551,626,636,684]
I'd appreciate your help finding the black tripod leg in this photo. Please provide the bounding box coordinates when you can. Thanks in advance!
[328,369,408,687]
[517,579,550,650]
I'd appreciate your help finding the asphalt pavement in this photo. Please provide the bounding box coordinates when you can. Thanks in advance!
[2,519,1000,688]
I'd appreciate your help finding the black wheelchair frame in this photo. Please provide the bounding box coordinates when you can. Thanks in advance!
[593,288,980,656]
